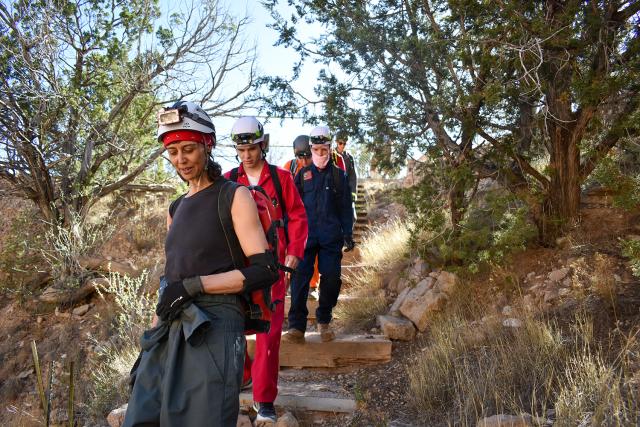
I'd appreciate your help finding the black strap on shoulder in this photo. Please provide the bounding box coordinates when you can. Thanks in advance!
[229,167,239,183]
[168,194,186,218]
[268,164,287,221]
[217,180,245,270]
[289,159,297,175]
[331,163,343,197]
[294,165,306,196]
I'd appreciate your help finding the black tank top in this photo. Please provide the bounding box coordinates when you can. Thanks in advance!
[164,177,239,283]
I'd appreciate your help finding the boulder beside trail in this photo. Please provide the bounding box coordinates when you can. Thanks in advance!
[276,411,300,427]
[399,277,447,332]
[476,414,533,427]
[377,315,416,341]
[107,404,127,427]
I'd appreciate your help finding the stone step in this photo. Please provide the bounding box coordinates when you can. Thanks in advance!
[246,333,392,368]
[239,380,356,414]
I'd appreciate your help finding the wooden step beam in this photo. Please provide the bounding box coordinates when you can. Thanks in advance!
[246,333,392,368]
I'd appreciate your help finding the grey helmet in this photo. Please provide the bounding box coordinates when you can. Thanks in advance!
[293,135,311,157]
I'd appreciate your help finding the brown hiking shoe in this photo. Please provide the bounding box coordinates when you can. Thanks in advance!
[317,323,335,342]
[281,328,305,344]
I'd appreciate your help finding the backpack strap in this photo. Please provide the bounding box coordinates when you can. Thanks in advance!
[168,194,186,218]
[218,179,273,333]
[288,159,297,175]
[331,162,344,198]
[294,166,305,197]
[229,167,239,183]
[217,180,245,270]
[268,164,289,244]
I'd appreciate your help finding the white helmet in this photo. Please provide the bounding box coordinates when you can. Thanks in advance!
[157,101,216,142]
[309,125,332,144]
[231,116,265,146]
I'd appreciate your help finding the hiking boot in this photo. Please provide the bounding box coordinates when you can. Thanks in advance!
[281,328,305,344]
[254,402,277,426]
[317,323,335,342]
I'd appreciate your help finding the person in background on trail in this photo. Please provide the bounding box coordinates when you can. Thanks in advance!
[225,117,308,426]
[283,135,323,294]
[283,134,313,176]
[124,102,279,427]
[282,125,355,344]
[334,130,358,205]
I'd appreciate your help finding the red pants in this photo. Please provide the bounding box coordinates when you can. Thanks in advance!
[243,273,285,403]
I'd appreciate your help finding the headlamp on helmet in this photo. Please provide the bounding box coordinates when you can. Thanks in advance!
[157,108,182,126]
[231,116,266,146]
[157,101,216,144]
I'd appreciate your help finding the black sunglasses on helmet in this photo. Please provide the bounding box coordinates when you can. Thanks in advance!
[309,135,331,144]
[232,133,262,144]
[296,152,311,159]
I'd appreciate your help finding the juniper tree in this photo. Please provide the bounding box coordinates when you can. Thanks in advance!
[265,0,639,240]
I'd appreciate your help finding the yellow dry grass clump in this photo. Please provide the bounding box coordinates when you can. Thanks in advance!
[335,220,411,331]
[408,292,640,426]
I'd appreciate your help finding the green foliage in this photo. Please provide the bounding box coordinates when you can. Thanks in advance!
[399,175,537,272]
[620,239,640,278]
[590,155,640,210]
[264,0,640,239]
[0,0,259,226]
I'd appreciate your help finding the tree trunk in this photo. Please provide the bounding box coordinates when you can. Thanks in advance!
[542,30,582,241]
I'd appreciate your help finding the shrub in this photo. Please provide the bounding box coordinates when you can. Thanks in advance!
[88,272,155,419]
[589,155,640,210]
[41,212,114,289]
[621,238,640,278]
[409,308,639,426]
[335,219,411,331]
[399,180,537,272]
[0,209,48,299]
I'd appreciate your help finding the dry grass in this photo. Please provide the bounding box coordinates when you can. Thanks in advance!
[88,272,155,419]
[408,296,640,426]
[592,253,618,305]
[335,220,410,331]
[358,219,411,270]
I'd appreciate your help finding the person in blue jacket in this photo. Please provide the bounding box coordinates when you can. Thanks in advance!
[282,125,355,343]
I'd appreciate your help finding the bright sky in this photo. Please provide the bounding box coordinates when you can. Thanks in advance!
[210,1,325,171]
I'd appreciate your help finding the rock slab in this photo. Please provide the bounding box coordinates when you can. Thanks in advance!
[107,404,127,427]
[476,414,533,427]
[389,287,411,315]
[276,411,300,427]
[377,315,416,341]
[399,278,447,332]
[435,271,459,295]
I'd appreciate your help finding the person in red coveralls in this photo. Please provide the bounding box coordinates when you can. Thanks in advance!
[224,116,308,426]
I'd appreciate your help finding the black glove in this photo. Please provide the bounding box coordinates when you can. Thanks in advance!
[155,276,203,321]
[343,235,356,252]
